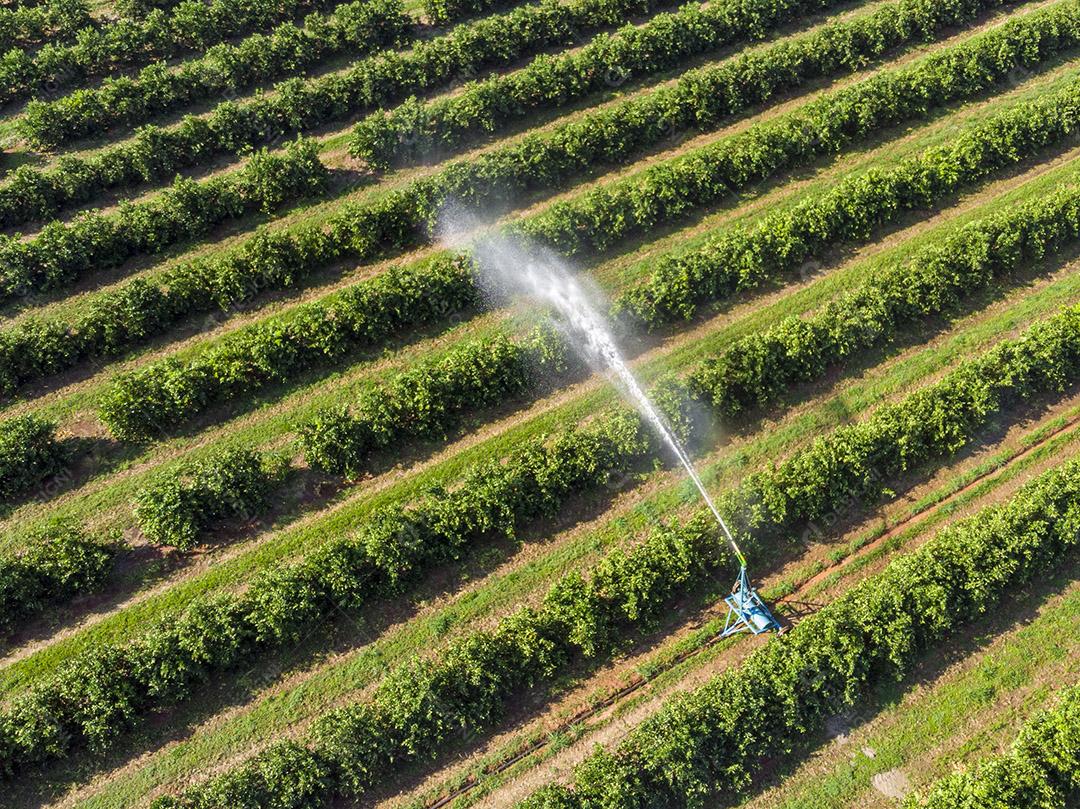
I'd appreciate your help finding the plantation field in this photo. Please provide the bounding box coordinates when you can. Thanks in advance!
[0,0,1078,805]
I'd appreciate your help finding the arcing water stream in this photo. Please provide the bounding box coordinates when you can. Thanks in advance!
[464,230,748,564]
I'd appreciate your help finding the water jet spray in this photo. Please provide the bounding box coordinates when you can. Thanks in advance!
[454,221,782,639]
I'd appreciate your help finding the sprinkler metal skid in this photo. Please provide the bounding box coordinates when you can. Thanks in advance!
[721,564,783,638]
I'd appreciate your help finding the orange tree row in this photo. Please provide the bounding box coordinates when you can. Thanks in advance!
[33,0,520,134]
[615,75,1080,327]
[97,255,481,441]
[18,0,678,149]
[0,415,111,635]
[133,448,288,549]
[293,330,575,477]
[0,414,66,503]
[422,0,511,24]
[0,137,327,302]
[0,0,339,104]
[118,0,508,24]
[33,0,920,151]
[0,523,113,638]
[515,0,1080,256]
[19,0,412,146]
[12,0,816,169]
[125,329,575,550]
[685,186,1080,417]
[0,0,88,52]
[136,399,650,560]
[149,303,1080,808]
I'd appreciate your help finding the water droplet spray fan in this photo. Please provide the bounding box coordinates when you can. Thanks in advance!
[455,223,783,640]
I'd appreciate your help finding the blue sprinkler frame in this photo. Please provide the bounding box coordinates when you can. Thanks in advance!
[721,564,783,638]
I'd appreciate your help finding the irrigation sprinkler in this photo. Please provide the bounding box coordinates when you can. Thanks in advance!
[712,511,783,638]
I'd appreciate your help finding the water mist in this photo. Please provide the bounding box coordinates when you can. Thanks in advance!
[446,220,747,564]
